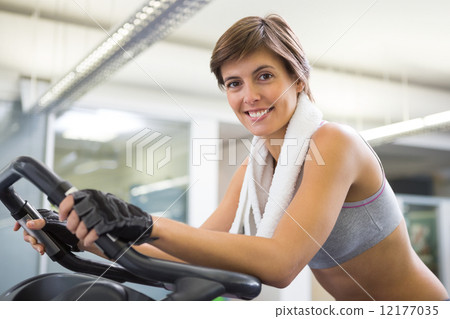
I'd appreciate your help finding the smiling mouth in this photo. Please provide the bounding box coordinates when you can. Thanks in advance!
[246,106,274,119]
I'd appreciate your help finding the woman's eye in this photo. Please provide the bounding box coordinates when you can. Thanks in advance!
[226,81,240,89]
[259,73,273,81]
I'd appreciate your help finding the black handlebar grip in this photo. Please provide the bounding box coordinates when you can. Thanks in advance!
[0,187,61,258]
[0,156,76,206]
[0,156,77,259]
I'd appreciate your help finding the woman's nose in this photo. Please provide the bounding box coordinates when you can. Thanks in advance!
[243,83,260,105]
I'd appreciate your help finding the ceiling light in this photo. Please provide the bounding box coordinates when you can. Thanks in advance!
[360,118,424,141]
[32,0,211,113]
[423,110,450,126]
[360,109,450,145]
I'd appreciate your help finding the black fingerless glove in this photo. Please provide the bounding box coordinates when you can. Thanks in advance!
[39,209,80,252]
[72,189,154,245]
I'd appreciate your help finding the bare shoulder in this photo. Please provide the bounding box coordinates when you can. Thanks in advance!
[307,122,363,171]
[310,122,383,200]
[312,122,361,149]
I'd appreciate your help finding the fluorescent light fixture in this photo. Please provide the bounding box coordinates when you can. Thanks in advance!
[32,0,211,113]
[423,110,450,126]
[360,118,424,141]
[360,109,450,145]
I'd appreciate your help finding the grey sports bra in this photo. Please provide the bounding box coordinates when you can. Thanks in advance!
[307,137,404,269]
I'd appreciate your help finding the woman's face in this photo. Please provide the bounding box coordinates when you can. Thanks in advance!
[221,48,303,139]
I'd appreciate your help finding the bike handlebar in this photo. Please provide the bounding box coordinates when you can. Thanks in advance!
[0,156,261,300]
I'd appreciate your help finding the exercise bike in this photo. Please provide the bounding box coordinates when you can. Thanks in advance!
[0,156,261,301]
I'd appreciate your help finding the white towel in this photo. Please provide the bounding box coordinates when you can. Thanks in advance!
[229,93,323,237]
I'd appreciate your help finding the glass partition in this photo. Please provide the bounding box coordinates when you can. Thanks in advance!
[53,107,190,221]
[48,107,190,298]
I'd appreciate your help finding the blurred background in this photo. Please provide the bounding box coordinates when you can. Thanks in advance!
[0,0,449,300]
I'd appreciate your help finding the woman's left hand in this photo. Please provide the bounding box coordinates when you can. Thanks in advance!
[59,189,154,247]
[59,194,98,246]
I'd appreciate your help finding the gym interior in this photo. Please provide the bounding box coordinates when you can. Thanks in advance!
[0,0,449,301]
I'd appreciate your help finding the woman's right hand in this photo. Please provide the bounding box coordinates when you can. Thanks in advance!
[13,219,46,256]
[13,210,85,255]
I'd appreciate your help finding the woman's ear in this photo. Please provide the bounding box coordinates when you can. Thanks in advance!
[296,80,305,93]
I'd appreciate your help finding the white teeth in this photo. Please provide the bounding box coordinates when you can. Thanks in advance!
[248,108,270,118]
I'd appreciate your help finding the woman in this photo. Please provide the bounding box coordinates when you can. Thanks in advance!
[19,15,448,301]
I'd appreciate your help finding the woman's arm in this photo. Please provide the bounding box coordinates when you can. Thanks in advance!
[132,243,185,263]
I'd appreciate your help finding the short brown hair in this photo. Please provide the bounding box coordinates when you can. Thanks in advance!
[210,14,314,101]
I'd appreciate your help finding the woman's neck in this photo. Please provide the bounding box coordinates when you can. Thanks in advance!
[263,126,287,163]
